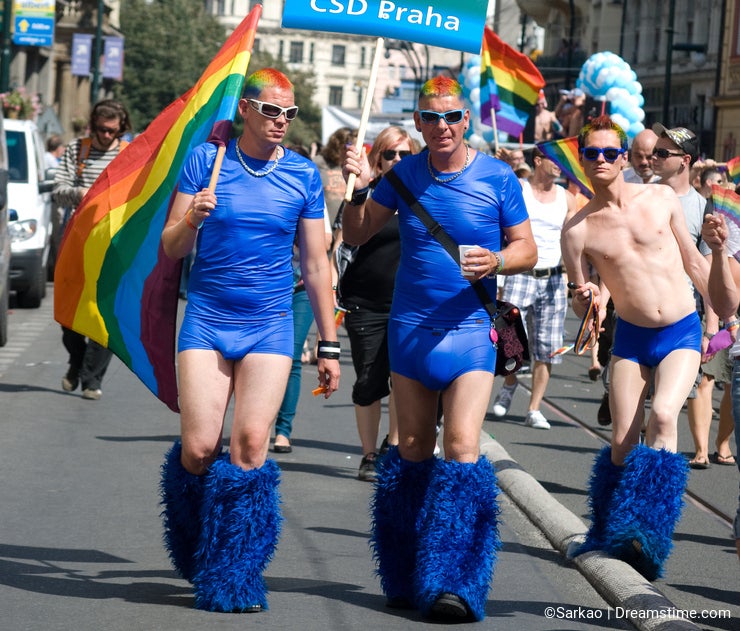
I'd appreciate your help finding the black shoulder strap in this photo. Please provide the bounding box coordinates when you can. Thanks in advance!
[384,169,498,319]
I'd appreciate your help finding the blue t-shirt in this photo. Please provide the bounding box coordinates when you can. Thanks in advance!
[179,140,325,323]
[371,151,529,327]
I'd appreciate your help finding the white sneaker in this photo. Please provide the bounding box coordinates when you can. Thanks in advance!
[524,410,551,430]
[492,383,517,417]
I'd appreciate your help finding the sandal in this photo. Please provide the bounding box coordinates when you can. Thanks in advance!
[709,452,736,466]
[689,457,710,470]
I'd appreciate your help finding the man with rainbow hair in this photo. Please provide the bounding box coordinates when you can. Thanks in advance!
[159,68,340,612]
[562,116,712,580]
[342,76,537,621]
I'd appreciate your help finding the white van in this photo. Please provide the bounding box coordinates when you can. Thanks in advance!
[6,119,54,308]
[0,115,9,345]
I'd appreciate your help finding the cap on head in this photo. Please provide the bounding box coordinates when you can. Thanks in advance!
[652,123,699,163]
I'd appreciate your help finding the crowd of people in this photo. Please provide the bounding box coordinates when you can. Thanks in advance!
[51,69,739,621]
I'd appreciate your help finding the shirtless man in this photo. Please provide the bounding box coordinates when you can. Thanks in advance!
[561,116,711,580]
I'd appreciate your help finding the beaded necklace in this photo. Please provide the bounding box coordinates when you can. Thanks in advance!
[236,142,282,177]
[427,144,471,184]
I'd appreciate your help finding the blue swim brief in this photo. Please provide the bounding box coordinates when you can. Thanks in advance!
[611,311,701,368]
[178,312,293,361]
[388,320,495,391]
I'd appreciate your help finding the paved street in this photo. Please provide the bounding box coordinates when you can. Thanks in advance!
[0,286,737,630]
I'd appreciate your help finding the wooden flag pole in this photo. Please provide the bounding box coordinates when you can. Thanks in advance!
[208,144,227,191]
[490,106,499,154]
[345,37,384,202]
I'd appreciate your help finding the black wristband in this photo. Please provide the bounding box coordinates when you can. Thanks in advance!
[317,341,340,360]
[349,187,369,205]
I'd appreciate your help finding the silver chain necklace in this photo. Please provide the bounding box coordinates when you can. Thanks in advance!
[427,144,471,184]
[236,142,282,177]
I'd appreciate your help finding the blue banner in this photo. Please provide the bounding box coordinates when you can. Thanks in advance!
[282,0,487,54]
[102,37,125,80]
[71,33,93,77]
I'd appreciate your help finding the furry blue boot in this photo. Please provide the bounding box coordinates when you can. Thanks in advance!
[193,458,282,612]
[370,446,435,608]
[573,446,624,556]
[160,440,205,582]
[414,456,501,622]
[603,445,688,580]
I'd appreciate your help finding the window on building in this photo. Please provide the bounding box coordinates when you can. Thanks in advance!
[360,47,366,69]
[733,0,740,58]
[290,41,304,64]
[278,40,284,61]
[216,0,225,16]
[310,43,315,64]
[329,86,343,106]
[331,45,346,66]
[249,0,261,10]
[253,38,261,54]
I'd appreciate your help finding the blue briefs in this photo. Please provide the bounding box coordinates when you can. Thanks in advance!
[178,312,293,361]
[612,311,701,368]
[388,320,495,391]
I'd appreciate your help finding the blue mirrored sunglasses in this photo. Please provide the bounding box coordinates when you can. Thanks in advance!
[418,109,465,125]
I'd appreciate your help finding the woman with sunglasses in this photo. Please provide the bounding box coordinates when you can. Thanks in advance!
[342,76,537,621]
[335,125,419,482]
[562,116,712,581]
[159,68,340,613]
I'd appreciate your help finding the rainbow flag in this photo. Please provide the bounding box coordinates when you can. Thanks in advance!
[536,136,594,198]
[54,6,262,412]
[479,26,545,137]
[711,184,740,228]
[726,156,740,186]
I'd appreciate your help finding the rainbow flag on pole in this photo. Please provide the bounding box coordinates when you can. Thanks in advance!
[536,136,594,198]
[480,26,545,137]
[711,184,740,228]
[54,6,262,412]
[726,156,740,186]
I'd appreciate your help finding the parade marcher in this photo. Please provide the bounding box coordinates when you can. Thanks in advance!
[335,125,419,481]
[562,116,712,580]
[342,76,537,621]
[159,68,340,613]
[53,99,132,400]
[492,146,576,430]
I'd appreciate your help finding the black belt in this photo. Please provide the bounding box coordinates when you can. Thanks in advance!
[525,265,563,279]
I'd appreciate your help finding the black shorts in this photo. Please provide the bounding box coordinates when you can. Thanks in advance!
[344,308,391,406]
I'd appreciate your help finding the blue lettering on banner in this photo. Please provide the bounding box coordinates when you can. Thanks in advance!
[283,0,487,54]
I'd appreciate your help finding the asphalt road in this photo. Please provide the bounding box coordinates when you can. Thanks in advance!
[0,285,737,630]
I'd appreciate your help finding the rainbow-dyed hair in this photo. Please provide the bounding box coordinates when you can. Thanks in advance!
[578,115,629,151]
[418,76,463,101]
[243,68,294,100]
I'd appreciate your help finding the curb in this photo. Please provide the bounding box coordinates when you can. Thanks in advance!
[480,433,702,631]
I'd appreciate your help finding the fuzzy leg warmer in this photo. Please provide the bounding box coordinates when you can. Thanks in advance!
[573,446,624,556]
[414,456,501,621]
[370,446,435,607]
[160,440,208,583]
[603,445,688,580]
[192,458,283,612]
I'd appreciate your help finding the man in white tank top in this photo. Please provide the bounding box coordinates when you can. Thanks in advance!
[493,147,577,429]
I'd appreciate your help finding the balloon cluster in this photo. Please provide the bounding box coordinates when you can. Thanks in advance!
[457,55,502,150]
[576,51,645,139]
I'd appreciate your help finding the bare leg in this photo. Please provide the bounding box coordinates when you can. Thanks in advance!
[528,360,552,412]
[391,372,440,462]
[387,389,399,445]
[356,400,382,455]
[609,355,651,464]
[687,372,714,464]
[715,386,736,459]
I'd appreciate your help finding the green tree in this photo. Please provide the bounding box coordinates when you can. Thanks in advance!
[118,0,226,131]
[118,3,321,144]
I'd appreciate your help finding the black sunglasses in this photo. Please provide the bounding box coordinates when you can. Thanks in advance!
[248,99,299,121]
[381,149,412,160]
[418,109,465,125]
[580,146,625,163]
[651,148,685,159]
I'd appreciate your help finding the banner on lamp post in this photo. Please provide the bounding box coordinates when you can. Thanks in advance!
[102,37,124,80]
[282,0,488,54]
[71,33,93,77]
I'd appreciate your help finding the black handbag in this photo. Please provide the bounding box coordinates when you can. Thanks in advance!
[385,170,529,376]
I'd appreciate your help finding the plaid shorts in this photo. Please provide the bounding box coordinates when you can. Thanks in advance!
[501,272,568,363]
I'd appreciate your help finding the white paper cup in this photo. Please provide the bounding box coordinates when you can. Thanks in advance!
[459,245,476,277]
